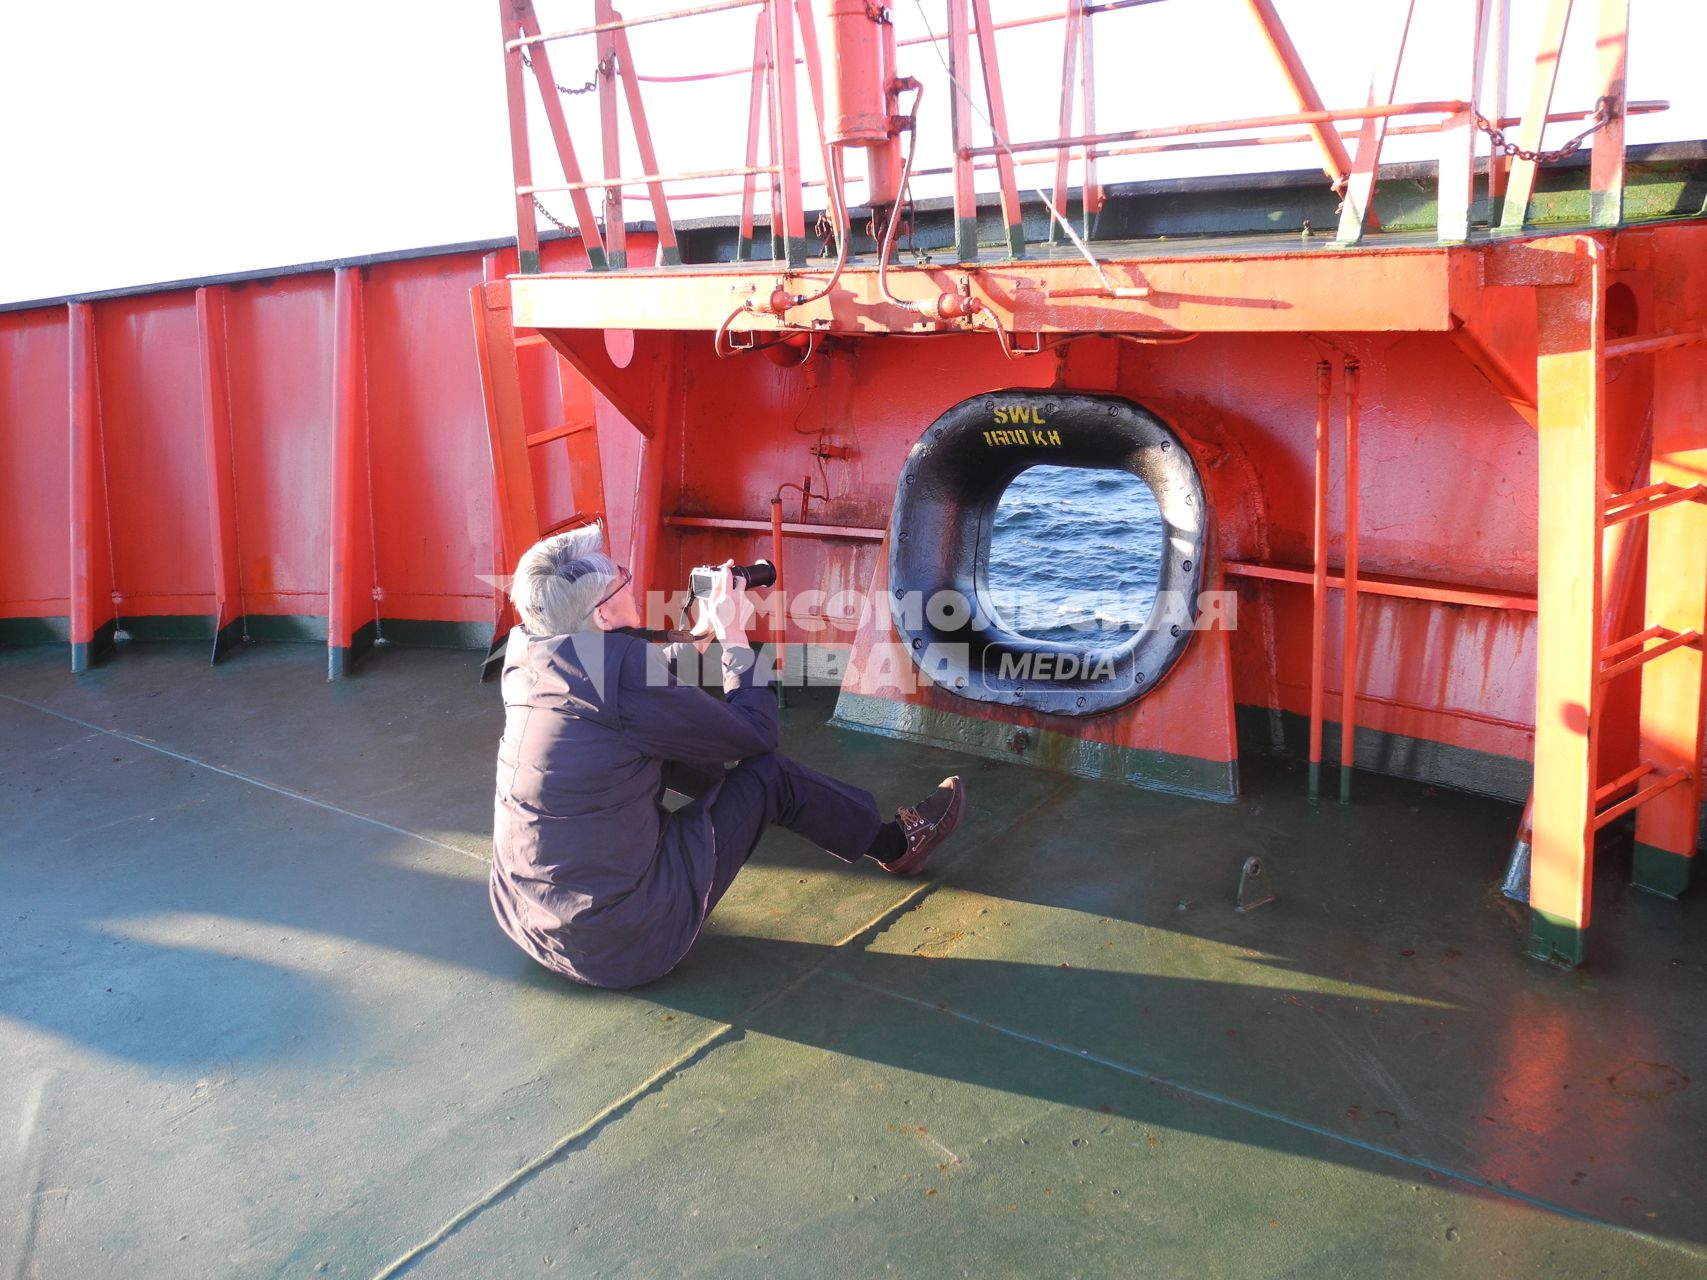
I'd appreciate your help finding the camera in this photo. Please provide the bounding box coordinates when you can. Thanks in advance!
[689,560,776,598]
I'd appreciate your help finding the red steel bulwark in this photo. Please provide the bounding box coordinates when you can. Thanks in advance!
[6,225,1707,962]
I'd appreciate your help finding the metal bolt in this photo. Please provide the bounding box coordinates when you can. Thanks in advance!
[1076,695,1087,707]
[911,638,922,649]
[1182,559,1193,571]
[898,531,909,542]
[1170,624,1181,637]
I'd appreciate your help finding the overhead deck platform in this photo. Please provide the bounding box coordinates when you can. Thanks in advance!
[3,643,1704,1276]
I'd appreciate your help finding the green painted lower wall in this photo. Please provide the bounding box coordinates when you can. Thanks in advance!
[1235,705,1532,803]
[1527,908,1587,967]
[831,690,1239,802]
[1633,842,1695,899]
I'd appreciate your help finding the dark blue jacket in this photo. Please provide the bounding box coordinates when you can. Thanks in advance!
[489,626,775,988]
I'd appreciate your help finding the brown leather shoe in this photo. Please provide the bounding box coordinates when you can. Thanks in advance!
[881,776,966,876]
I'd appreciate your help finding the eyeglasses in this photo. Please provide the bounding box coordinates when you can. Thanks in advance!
[594,566,632,612]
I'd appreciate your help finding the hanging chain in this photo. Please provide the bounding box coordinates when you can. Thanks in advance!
[518,48,604,96]
[532,195,573,232]
[1474,95,1618,165]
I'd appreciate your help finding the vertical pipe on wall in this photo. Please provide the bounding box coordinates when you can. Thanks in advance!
[67,301,116,673]
[1339,359,1361,803]
[196,286,246,663]
[771,495,787,707]
[328,267,378,680]
[1307,359,1331,799]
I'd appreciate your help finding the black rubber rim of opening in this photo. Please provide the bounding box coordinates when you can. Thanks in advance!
[888,389,1207,717]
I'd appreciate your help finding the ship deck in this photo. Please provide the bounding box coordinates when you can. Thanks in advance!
[3,641,1704,1278]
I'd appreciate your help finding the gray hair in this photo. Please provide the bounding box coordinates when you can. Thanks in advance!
[511,524,618,636]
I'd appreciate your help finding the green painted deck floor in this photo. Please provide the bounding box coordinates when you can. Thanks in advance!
[2,642,1703,1279]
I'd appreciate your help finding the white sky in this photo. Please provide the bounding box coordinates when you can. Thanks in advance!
[2,0,1702,305]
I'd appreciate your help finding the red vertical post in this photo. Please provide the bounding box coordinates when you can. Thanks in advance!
[947,0,978,262]
[1497,0,1573,233]
[738,15,772,262]
[1339,360,1362,803]
[768,0,809,266]
[1308,360,1331,799]
[610,20,681,265]
[970,0,1025,258]
[196,286,245,663]
[499,1,542,273]
[1079,10,1101,222]
[1050,0,1084,245]
[516,4,608,269]
[1529,237,1605,966]
[1485,0,1513,202]
[67,301,116,673]
[1436,0,1484,243]
[1335,0,1417,244]
[1241,0,1354,191]
[596,0,627,269]
[1588,0,1628,229]
[327,267,378,680]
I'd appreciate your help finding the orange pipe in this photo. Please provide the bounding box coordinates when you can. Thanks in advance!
[771,496,787,701]
[1339,359,1361,802]
[1308,359,1331,799]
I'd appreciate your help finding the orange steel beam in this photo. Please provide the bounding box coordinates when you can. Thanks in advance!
[1224,561,1538,613]
[328,268,378,681]
[969,0,1027,258]
[510,245,1461,333]
[595,0,627,268]
[609,15,682,265]
[1588,0,1629,228]
[947,0,978,261]
[516,3,609,269]
[1497,0,1572,232]
[195,286,244,664]
[1335,0,1417,245]
[1339,359,1362,803]
[1240,0,1354,191]
[768,0,809,266]
[499,2,542,273]
[67,301,116,673]
[1308,359,1331,800]
[1528,235,1604,966]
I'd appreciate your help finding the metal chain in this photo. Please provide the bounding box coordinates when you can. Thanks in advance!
[1474,95,1617,165]
[518,48,603,96]
[531,195,572,233]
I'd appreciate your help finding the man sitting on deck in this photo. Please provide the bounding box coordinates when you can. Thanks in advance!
[489,524,966,989]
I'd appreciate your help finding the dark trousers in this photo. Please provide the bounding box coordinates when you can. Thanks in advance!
[664,753,884,912]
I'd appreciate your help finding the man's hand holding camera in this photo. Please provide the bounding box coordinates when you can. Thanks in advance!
[688,559,757,654]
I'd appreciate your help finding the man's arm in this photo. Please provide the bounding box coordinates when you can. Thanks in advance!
[617,641,778,765]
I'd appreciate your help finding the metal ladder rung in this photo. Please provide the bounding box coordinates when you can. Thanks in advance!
[525,420,595,448]
[1592,763,1692,831]
[1602,482,1707,525]
[1597,625,1704,684]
